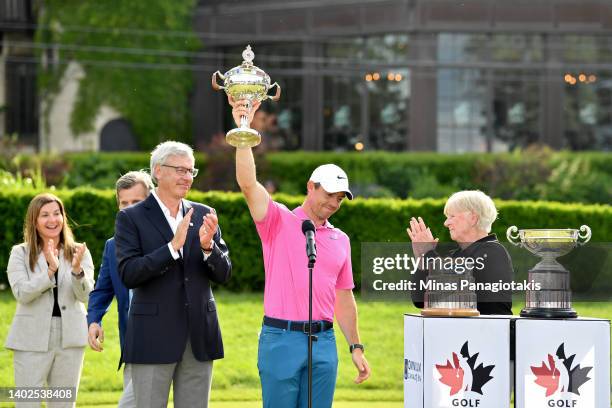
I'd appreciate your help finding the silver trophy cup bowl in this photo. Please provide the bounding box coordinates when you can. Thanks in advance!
[507,225,591,318]
[212,45,281,148]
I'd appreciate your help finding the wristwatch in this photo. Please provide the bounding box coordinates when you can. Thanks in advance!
[71,269,85,278]
[349,343,365,353]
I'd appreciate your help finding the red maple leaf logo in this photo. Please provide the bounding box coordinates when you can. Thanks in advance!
[531,354,560,397]
[436,352,464,395]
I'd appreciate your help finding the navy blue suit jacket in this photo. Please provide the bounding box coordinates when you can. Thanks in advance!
[115,194,231,364]
[87,238,130,349]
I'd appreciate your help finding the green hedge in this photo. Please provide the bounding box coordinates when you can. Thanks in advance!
[10,152,209,191]
[265,151,612,204]
[1,189,610,293]
[4,150,611,204]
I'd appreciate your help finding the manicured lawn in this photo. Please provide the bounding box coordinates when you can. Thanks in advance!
[0,290,610,406]
[0,290,410,406]
[74,402,398,408]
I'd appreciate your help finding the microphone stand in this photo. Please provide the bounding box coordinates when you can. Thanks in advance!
[302,219,317,408]
[307,257,316,408]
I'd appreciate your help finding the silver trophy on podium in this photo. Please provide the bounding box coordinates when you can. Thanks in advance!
[212,45,281,148]
[507,225,591,318]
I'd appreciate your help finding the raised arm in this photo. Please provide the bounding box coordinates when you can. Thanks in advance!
[236,147,270,222]
[230,96,270,222]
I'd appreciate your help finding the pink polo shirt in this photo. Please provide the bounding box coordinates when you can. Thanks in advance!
[254,200,354,322]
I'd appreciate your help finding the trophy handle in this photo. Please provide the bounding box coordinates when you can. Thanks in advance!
[506,226,521,246]
[211,71,225,91]
[577,225,592,245]
[266,82,281,101]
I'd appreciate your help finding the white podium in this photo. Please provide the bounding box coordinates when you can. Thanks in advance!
[404,314,511,408]
[515,317,610,408]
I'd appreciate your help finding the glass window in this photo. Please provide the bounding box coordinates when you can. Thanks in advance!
[322,34,410,151]
[562,35,612,64]
[5,61,38,145]
[323,75,361,151]
[563,71,612,150]
[324,37,365,64]
[489,34,543,63]
[437,69,488,152]
[260,75,302,151]
[324,34,410,66]
[439,33,544,63]
[438,68,542,152]
[490,70,541,150]
[437,32,545,152]
[438,33,489,63]
[363,34,410,63]
[365,68,409,150]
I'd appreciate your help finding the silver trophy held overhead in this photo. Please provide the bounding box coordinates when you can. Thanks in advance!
[507,225,591,318]
[211,45,281,148]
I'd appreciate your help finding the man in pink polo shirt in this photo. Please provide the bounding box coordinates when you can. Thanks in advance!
[231,99,371,408]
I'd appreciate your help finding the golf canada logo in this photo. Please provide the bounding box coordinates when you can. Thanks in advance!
[435,341,494,406]
[530,343,592,405]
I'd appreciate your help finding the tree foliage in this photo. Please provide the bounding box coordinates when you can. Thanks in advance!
[36,0,200,149]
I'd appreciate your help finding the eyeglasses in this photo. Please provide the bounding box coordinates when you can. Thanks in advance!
[161,164,199,177]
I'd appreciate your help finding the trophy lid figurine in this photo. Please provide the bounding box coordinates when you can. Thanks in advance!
[212,45,281,148]
[507,225,591,318]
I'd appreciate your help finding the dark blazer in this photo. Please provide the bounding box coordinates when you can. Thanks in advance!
[87,238,130,350]
[114,194,231,364]
[411,234,513,315]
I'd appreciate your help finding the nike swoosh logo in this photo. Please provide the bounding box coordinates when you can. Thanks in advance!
[337,176,346,180]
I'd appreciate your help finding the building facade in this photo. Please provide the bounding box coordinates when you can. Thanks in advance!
[1,0,611,152]
[1,0,38,150]
[194,0,612,152]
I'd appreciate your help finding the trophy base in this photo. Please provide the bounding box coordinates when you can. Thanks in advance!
[520,307,578,319]
[421,308,480,317]
[226,127,261,148]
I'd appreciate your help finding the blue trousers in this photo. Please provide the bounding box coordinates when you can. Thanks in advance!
[257,323,338,408]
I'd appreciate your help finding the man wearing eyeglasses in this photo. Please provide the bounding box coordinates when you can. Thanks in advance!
[114,141,232,408]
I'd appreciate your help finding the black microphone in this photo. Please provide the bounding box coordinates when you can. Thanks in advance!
[301,220,317,266]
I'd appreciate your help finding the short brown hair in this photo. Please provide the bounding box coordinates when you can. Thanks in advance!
[115,171,154,204]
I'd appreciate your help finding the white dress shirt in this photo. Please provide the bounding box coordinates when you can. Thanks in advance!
[152,190,184,260]
[151,190,211,261]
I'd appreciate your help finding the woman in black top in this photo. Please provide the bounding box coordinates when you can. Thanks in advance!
[407,190,513,315]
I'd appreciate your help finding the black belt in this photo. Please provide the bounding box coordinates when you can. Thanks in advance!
[263,316,333,334]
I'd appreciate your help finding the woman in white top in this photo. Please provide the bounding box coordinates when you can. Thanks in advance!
[5,192,94,408]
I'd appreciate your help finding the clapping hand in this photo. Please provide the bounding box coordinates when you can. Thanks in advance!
[406,217,439,259]
[171,208,194,252]
[72,242,87,275]
[199,209,218,251]
[44,239,59,278]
